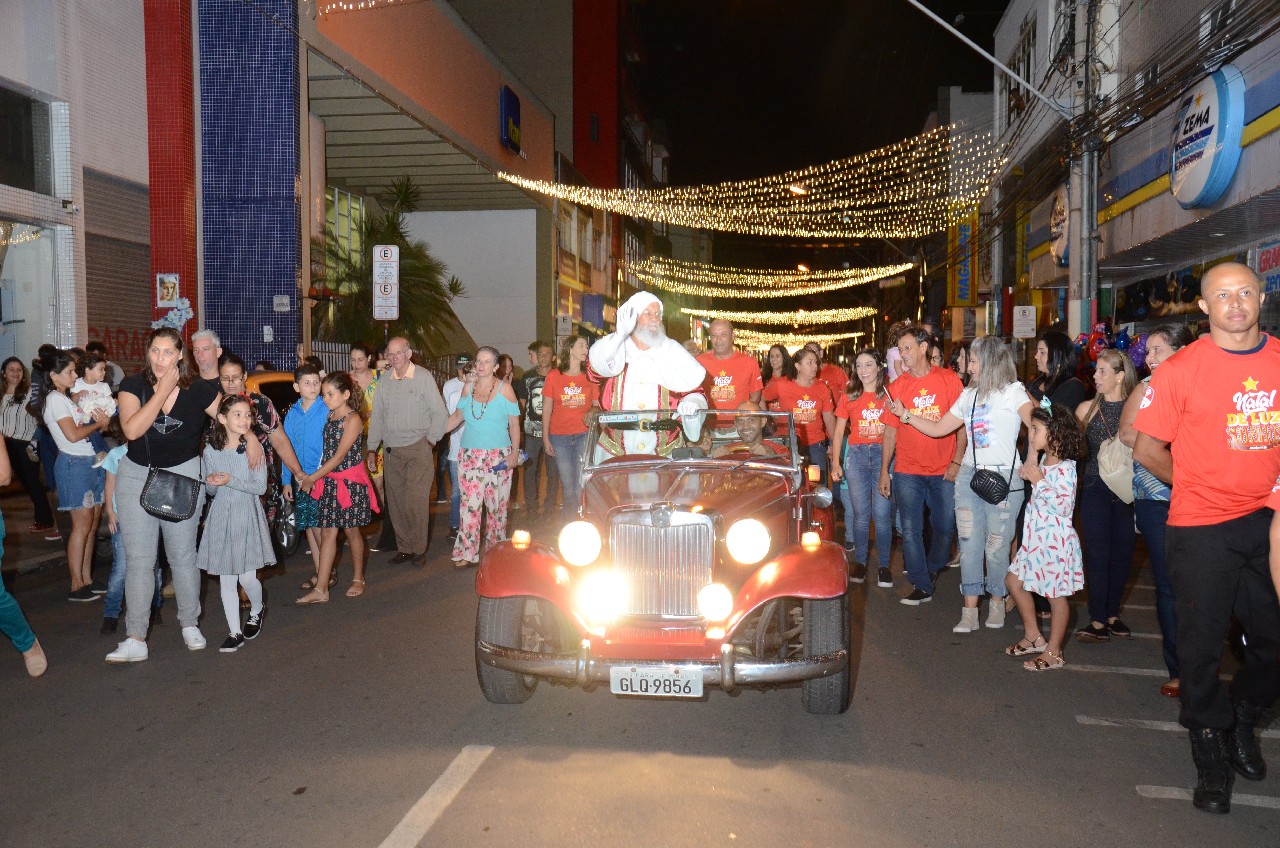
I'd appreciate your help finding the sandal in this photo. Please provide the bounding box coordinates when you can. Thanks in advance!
[1024,650,1065,671]
[295,590,329,605]
[1004,596,1016,614]
[1004,635,1046,657]
[345,579,366,598]
[299,574,338,591]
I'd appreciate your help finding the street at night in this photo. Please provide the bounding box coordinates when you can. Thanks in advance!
[2,508,1275,847]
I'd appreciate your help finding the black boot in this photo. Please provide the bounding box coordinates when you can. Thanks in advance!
[1189,728,1234,814]
[1229,700,1268,781]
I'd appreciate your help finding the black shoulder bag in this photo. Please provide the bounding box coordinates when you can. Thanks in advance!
[967,394,1018,505]
[138,388,202,522]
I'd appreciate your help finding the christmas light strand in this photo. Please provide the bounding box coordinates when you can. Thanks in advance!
[733,329,867,351]
[0,225,44,247]
[627,256,914,298]
[682,305,879,325]
[500,124,1006,238]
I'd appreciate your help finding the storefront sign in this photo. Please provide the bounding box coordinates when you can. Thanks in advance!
[1170,64,1245,209]
[1258,239,1280,294]
[1012,306,1037,339]
[947,212,979,307]
[372,244,399,321]
[500,85,522,154]
[1048,184,1069,267]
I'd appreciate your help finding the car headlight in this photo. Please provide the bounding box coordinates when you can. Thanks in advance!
[725,518,770,565]
[558,520,602,566]
[574,569,628,626]
[697,583,733,622]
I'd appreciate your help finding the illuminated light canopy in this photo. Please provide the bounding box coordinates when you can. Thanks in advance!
[732,329,867,351]
[681,305,879,325]
[626,256,915,299]
[500,124,1005,238]
[320,0,411,13]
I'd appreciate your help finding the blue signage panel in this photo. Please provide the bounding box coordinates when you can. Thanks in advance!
[1169,64,1245,209]
[500,85,521,154]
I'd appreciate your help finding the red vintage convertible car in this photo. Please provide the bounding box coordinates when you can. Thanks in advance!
[474,408,851,714]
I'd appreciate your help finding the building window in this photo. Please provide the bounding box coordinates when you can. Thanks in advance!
[1002,18,1038,129]
[1051,0,1075,70]
[0,85,53,196]
[1200,1,1233,43]
[325,187,365,265]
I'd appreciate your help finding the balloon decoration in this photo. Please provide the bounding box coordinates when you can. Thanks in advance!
[1074,332,1089,353]
[1128,333,1148,370]
[1086,323,1110,363]
[1113,328,1131,351]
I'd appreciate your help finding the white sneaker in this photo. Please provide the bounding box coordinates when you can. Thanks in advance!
[985,596,1006,629]
[106,638,149,663]
[181,626,206,651]
[952,607,980,633]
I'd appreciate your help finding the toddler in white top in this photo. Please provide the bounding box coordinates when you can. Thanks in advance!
[72,357,116,465]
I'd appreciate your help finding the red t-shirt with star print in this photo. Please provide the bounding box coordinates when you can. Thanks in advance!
[762,377,834,447]
[883,366,964,475]
[1135,335,1280,526]
[697,351,764,411]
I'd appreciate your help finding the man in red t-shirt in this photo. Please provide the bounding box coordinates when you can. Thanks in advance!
[698,320,764,412]
[805,342,850,403]
[880,326,965,604]
[1133,262,1280,815]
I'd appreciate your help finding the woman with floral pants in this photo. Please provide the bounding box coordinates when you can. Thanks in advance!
[446,347,522,566]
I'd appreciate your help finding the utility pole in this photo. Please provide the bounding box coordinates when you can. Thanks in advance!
[1069,0,1101,336]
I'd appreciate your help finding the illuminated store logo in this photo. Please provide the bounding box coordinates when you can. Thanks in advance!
[1169,64,1245,209]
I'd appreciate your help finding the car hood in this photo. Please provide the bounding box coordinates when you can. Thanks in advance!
[582,463,793,522]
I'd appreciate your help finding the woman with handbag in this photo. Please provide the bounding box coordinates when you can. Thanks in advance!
[1074,348,1138,643]
[104,328,224,664]
[39,349,111,602]
[887,336,1035,632]
[1118,324,1194,695]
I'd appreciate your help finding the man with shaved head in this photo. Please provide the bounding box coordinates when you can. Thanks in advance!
[367,337,448,565]
[698,319,762,412]
[712,401,787,458]
[1134,262,1280,814]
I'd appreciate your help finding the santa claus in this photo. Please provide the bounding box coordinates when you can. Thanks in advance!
[587,291,708,456]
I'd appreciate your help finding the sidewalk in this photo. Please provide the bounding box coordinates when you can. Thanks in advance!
[0,489,71,585]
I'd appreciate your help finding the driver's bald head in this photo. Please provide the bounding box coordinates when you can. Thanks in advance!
[736,400,762,413]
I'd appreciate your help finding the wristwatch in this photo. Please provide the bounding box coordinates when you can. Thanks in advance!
[900,409,911,422]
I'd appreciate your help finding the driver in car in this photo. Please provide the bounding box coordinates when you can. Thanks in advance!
[588,291,707,456]
[712,401,789,459]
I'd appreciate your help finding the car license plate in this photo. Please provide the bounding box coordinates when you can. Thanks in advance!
[610,666,703,698]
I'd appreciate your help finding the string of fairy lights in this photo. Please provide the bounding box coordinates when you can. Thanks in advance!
[682,305,879,326]
[732,329,868,351]
[0,225,44,247]
[501,123,1006,238]
[625,256,914,299]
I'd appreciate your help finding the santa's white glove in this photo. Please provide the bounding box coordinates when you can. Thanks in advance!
[615,302,638,338]
[677,395,707,441]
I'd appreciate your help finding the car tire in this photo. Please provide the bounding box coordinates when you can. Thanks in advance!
[475,596,544,704]
[801,594,851,715]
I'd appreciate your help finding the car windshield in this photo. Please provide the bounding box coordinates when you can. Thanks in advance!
[584,409,797,469]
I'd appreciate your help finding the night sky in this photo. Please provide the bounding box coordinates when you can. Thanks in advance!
[635,0,1009,186]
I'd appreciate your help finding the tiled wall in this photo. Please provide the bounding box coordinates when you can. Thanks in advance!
[144,0,198,336]
[198,0,299,369]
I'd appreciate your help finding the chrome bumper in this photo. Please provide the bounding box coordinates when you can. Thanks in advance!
[476,639,847,691]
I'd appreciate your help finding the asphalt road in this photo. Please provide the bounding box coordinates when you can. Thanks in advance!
[2,511,1276,848]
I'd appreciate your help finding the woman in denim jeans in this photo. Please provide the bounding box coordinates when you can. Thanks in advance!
[830,350,894,587]
[888,336,1036,632]
[1117,323,1194,698]
[542,336,599,522]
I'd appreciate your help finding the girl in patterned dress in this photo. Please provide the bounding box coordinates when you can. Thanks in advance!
[1004,401,1087,671]
[296,372,376,604]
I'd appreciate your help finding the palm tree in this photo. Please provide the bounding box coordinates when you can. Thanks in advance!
[311,177,466,356]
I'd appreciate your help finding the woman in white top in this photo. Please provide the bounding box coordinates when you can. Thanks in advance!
[39,349,111,601]
[888,336,1035,633]
[1,357,56,533]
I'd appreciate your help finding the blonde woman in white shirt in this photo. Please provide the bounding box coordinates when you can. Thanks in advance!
[888,335,1036,633]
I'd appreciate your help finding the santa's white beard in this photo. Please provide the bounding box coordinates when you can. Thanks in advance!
[633,324,667,347]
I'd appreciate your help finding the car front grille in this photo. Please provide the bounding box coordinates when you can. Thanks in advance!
[610,512,714,617]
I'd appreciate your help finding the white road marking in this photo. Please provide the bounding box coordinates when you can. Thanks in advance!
[1069,601,1156,611]
[1077,715,1280,739]
[1066,663,1168,677]
[1136,785,1280,809]
[377,745,495,848]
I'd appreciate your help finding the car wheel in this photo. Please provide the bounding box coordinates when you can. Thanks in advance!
[801,594,851,715]
[475,596,564,704]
